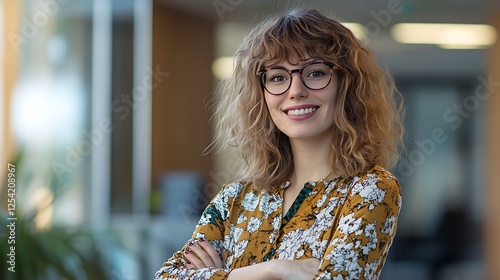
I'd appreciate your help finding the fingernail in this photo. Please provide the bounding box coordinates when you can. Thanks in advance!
[188,241,194,246]
[199,237,205,242]
[185,259,191,264]
[184,250,190,254]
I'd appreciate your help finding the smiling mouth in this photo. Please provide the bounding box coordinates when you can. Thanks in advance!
[285,107,318,116]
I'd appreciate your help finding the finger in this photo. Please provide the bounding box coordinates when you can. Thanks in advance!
[221,250,226,262]
[184,257,195,269]
[183,249,207,269]
[197,238,223,268]
[187,241,216,268]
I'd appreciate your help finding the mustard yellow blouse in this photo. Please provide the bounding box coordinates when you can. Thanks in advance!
[155,165,402,279]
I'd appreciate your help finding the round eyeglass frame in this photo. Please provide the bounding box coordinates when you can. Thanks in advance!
[257,61,335,95]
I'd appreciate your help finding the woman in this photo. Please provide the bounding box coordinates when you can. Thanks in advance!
[155,8,404,280]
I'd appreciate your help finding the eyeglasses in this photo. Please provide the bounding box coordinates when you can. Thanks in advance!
[257,61,335,95]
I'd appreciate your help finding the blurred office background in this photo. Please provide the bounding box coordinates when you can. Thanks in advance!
[1,0,499,279]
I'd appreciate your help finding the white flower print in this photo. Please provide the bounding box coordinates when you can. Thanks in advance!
[225,182,244,197]
[209,239,225,255]
[213,194,229,219]
[259,193,280,218]
[195,268,216,278]
[329,246,360,277]
[212,183,244,220]
[361,239,377,255]
[268,216,281,243]
[361,186,386,210]
[156,166,401,280]
[271,216,281,231]
[338,213,363,235]
[315,205,334,224]
[363,259,380,279]
[241,192,259,212]
[341,176,361,194]
[237,214,247,224]
[316,181,335,207]
[382,215,397,236]
[268,233,275,244]
[364,222,377,239]
[351,174,386,210]
[225,224,244,255]
[233,226,244,241]
[233,239,249,258]
[360,222,378,255]
[198,214,211,226]
[353,222,378,256]
[277,228,305,259]
[226,254,234,268]
[309,239,329,259]
[336,240,354,251]
[351,174,379,193]
[247,217,262,233]
[316,194,328,208]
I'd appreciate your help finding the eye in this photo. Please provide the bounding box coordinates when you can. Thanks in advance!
[269,74,288,83]
[305,69,327,79]
[307,70,326,78]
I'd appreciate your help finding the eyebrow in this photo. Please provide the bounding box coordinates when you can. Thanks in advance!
[266,59,323,69]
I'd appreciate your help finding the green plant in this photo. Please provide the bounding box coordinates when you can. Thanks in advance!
[0,151,123,279]
[0,215,112,280]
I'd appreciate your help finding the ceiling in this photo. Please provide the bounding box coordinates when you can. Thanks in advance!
[158,0,500,24]
[156,0,500,77]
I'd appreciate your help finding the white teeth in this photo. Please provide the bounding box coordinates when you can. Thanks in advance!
[287,107,317,116]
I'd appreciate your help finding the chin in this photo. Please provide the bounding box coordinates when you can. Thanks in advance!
[283,131,322,140]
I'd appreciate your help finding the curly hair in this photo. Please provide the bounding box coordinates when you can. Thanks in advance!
[211,9,404,191]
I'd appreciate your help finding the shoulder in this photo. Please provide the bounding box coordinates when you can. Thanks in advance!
[348,165,400,191]
[344,165,402,210]
[215,181,257,200]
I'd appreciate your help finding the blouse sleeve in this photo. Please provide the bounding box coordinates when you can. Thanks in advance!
[154,182,244,280]
[314,174,402,280]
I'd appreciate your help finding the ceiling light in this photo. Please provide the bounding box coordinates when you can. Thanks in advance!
[342,22,367,41]
[391,23,497,49]
[212,56,234,80]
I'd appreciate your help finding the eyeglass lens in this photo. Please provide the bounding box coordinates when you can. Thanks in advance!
[262,62,332,95]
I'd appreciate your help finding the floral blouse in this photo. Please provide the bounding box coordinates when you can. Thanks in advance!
[155,165,402,280]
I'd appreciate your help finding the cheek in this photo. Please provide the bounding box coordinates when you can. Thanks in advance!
[264,97,283,128]
[264,95,280,114]
[264,94,272,109]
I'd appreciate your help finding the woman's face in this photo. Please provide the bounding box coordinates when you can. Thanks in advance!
[263,57,339,142]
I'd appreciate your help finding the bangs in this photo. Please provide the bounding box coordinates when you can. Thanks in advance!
[251,12,346,68]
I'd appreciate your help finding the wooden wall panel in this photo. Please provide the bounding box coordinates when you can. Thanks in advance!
[485,11,500,280]
[151,3,215,188]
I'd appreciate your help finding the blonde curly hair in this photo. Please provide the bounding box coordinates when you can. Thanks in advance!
[211,9,404,191]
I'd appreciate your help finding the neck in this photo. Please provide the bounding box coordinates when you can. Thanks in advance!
[289,135,333,187]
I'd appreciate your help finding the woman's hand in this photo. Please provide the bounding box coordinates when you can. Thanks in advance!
[181,238,319,280]
[225,258,320,280]
[271,258,320,280]
[183,238,224,270]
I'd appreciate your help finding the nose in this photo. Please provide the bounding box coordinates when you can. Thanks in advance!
[287,73,308,99]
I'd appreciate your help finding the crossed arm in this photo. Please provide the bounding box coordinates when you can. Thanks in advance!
[155,175,402,280]
[183,238,319,280]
